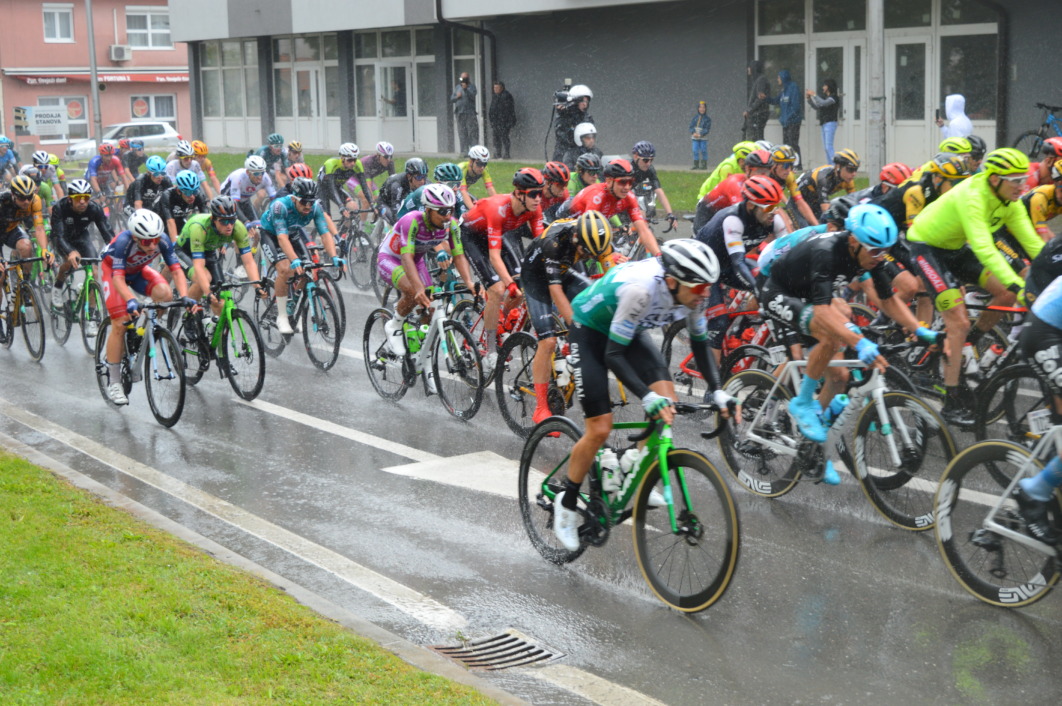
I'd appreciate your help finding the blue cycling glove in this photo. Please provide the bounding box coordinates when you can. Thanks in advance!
[332,256,346,268]
[854,337,880,366]
[288,258,302,271]
[125,299,140,315]
[436,250,451,263]
[915,326,939,344]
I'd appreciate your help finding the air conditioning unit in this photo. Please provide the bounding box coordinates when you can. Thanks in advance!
[109,45,132,62]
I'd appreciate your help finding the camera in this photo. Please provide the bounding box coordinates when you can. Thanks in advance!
[553,78,574,107]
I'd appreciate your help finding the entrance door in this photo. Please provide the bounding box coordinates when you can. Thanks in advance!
[293,66,324,149]
[377,62,414,152]
[886,37,932,167]
[807,40,866,169]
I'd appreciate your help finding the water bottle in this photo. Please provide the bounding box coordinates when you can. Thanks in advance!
[962,343,980,380]
[554,355,571,387]
[403,321,422,354]
[979,344,1004,374]
[505,308,521,332]
[597,447,621,492]
[619,447,649,492]
[822,394,850,427]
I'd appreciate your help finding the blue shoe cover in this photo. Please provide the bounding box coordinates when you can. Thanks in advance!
[788,398,827,443]
[822,460,841,486]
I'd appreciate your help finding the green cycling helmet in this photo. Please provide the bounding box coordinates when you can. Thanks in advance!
[939,137,972,155]
[267,132,284,145]
[982,147,1030,176]
[433,162,463,184]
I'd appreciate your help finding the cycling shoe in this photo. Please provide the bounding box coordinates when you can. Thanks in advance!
[788,398,827,443]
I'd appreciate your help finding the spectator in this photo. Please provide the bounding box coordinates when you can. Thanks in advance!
[806,78,840,163]
[451,72,478,154]
[381,79,407,117]
[552,84,593,162]
[689,101,712,170]
[743,59,770,141]
[489,81,517,160]
[770,69,803,166]
[936,93,973,139]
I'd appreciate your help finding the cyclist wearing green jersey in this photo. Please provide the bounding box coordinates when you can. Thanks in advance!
[177,196,263,316]
[318,143,373,217]
[907,147,1043,425]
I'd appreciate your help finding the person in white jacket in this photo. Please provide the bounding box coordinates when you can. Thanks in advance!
[936,94,973,139]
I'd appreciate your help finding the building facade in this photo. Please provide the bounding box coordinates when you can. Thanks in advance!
[0,0,190,153]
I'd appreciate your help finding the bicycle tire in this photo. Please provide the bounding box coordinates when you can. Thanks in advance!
[170,310,210,385]
[79,280,106,356]
[254,274,288,358]
[431,319,484,420]
[632,449,740,612]
[223,309,266,400]
[94,318,115,404]
[346,230,376,290]
[302,287,342,370]
[495,331,539,437]
[518,416,588,564]
[935,441,1061,607]
[370,249,393,307]
[452,298,486,353]
[363,308,411,400]
[1013,130,1044,159]
[718,369,802,497]
[975,363,1053,447]
[852,391,956,531]
[19,282,46,362]
[144,327,186,427]
[317,273,347,341]
[720,344,776,381]
[50,280,75,346]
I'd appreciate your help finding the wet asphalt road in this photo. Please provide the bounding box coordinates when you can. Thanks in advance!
[2,283,1061,706]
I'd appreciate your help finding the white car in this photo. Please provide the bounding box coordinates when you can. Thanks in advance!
[65,121,181,162]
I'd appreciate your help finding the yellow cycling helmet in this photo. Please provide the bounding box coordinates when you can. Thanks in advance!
[732,141,756,160]
[191,140,209,156]
[288,140,302,152]
[10,175,37,198]
[576,210,612,258]
[926,153,971,179]
[982,147,1030,176]
[770,145,797,164]
[938,137,972,155]
[833,148,861,169]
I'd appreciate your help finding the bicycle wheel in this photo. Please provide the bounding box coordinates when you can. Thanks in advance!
[495,331,539,437]
[718,369,802,497]
[975,364,1053,446]
[222,309,266,400]
[852,392,956,531]
[518,416,587,564]
[1013,130,1044,159]
[0,285,12,348]
[254,276,287,358]
[301,288,341,370]
[370,249,393,306]
[346,231,376,290]
[94,318,114,403]
[452,298,486,353]
[431,320,483,420]
[144,328,186,427]
[50,280,76,346]
[18,282,46,361]
[632,449,740,612]
[720,344,776,380]
[317,273,347,341]
[169,310,210,385]
[79,280,106,355]
[935,441,1061,607]
[363,308,411,400]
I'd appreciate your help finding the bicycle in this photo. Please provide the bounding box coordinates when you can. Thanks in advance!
[1013,102,1062,158]
[363,285,485,420]
[0,256,47,362]
[305,243,347,341]
[518,403,740,612]
[168,280,266,401]
[334,208,377,291]
[49,256,106,354]
[93,300,186,427]
[720,343,956,531]
[254,260,344,371]
[934,420,1062,607]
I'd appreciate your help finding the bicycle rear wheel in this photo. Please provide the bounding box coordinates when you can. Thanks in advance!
[495,331,539,437]
[975,364,1052,446]
[223,309,266,400]
[169,310,210,385]
[346,230,376,290]
[633,449,740,612]
[18,282,46,361]
[431,320,483,420]
[317,273,347,341]
[302,288,342,370]
[363,308,411,400]
[51,280,76,345]
[79,280,106,355]
[254,274,288,358]
[369,249,393,307]
[144,328,186,427]
[518,416,587,564]
[1013,130,1044,159]
[935,441,1061,607]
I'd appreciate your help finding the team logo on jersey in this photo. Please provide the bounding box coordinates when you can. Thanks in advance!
[767,294,793,321]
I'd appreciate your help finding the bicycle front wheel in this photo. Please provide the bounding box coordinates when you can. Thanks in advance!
[362,308,410,400]
[1013,130,1044,159]
[975,364,1052,446]
[633,449,740,612]
[144,328,186,427]
[79,280,106,355]
[495,331,539,437]
[51,280,76,345]
[223,309,266,400]
[302,288,342,370]
[18,282,46,361]
[518,416,587,564]
[935,441,1061,607]
[431,320,483,420]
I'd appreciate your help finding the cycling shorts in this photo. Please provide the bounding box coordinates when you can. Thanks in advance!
[569,322,668,419]
[54,234,99,260]
[2,225,31,251]
[376,251,431,289]
[525,273,586,340]
[176,242,223,285]
[259,227,310,265]
[908,242,989,312]
[460,227,523,286]
[758,278,818,347]
[101,261,166,320]
[1021,312,1062,397]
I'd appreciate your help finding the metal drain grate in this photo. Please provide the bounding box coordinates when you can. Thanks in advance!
[430,629,562,670]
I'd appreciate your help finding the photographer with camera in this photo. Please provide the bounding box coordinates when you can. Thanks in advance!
[451,72,479,153]
[551,83,594,162]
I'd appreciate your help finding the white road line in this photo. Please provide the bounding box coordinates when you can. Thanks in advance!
[382,451,526,500]
[527,664,669,706]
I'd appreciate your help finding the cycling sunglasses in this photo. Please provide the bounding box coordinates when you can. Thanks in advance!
[138,237,160,247]
[522,189,544,199]
[293,197,314,206]
[431,207,454,217]
[1000,174,1026,184]
[472,159,489,167]
[216,217,237,225]
[637,157,654,164]
[70,194,92,202]
[676,280,711,295]
[756,203,779,214]
[613,178,634,186]
[861,245,890,259]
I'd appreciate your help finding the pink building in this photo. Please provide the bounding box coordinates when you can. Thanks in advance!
[0,0,190,153]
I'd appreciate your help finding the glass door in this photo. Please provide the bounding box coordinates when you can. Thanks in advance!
[377,62,414,152]
[291,66,324,149]
[807,40,865,169]
[886,37,933,167]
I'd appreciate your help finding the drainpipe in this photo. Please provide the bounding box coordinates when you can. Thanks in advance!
[436,0,498,100]
[973,0,1008,147]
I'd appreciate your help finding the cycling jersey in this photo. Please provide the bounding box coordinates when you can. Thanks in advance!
[38,164,63,187]
[380,210,463,258]
[318,157,370,210]
[461,193,544,250]
[1026,236,1062,301]
[0,192,43,233]
[631,164,661,192]
[541,186,570,218]
[261,194,329,238]
[102,230,180,277]
[1031,270,1062,329]
[1025,162,1051,194]
[703,173,746,211]
[165,158,205,184]
[0,150,19,176]
[396,185,469,222]
[85,155,125,181]
[220,168,276,202]
[125,172,173,209]
[121,151,147,176]
[698,155,740,200]
[198,157,217,179]
[1023,184,1061,238]
[152,187,208,231]
[458,161,493,193]
[767,230,893,306]
[177,213,252,259]
[377,173,419,217]
[907,172,1043,289]
[50,198,113,256]
[873,175,940,230]
[774,170,806,203]
[567,182,644,223]
[255,145,286,173]
[757,224,829,278]
[360,154,395,182]
[695,202,787,290]
[522,218,612,301]
[797,165,855,211]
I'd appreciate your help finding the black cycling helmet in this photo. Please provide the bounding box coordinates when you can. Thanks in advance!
[745,149,773,170]
[603,158,634,179]
[290,177,318,201]
[632,140,655,159]
[209,195,237,220]
[576,153,602,173]
[966,134,987,161]
[542,161,571,184]
[404,157,428,176]
[512,167,545,191]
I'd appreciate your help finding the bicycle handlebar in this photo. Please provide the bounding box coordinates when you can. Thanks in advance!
[1036,102,1062,113]
[627,401,732,443]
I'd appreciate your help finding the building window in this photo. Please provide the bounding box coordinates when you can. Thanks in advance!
[940,34,997,120]
[37,96,88,142]
[758,0,804,36]
[131,95,176,125]
[43,3,74,43]
[126,7,171,49]
[813,0,865,32]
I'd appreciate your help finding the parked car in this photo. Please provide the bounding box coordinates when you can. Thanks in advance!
[65,121,181,162]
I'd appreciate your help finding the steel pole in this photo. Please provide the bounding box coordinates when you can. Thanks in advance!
[84,0,104,144]
[866,0,886,178]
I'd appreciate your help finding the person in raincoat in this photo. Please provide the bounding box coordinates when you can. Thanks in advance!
[936,93,973,139]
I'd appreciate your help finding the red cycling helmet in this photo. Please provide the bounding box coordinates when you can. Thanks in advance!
[879,162,913,186]
[542,161,570,184]
[1042,137,1062,158]
[287,163,313,180]
[603,158,634,179]
[745,149,773,170]
[118,138,130,151]
[98,143,115,156]
[742,175,784,207]
[512,167,545,190]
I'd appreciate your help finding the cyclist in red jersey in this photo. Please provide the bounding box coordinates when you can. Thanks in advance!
[704,148,772,217]
[565,158,661,257]
[1024,137,1062,194]
[460,168,546,373]
[541,161,570,221]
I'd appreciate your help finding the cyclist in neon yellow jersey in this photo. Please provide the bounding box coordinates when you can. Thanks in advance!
[697,141,755,200]
[907,147,1043,426]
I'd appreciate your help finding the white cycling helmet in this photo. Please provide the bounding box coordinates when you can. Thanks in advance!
[754,139,774,153]
[468,145,490,162]
[375,141,394,157]
[568,84,593,102]
[574,122,597,143]
[244,155,267,173]
[175,140,194,157]
[338,142,360,159]
[128,209,165,240]
[422,183,457,211]
[32,150,49,166]
[660,239,720,285]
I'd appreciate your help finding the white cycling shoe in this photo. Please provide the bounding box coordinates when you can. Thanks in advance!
[107,382,129,406]
[552,492,581,551]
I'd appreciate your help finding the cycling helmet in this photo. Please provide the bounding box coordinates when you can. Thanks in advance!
[568,84,593,102]
[833,148,861,169]
[770,145,797,165]
[118,139,130,151]
[286,163,313,180]
[209,195,237,220]
[98,143,115,156]
[603,158,634,179]
[754,140,774,153]
[1041,137,1062,158]
[145,155,167,175]
[32,150,49,166]
[289,177,318,201]
[742,175,785,207]
[244,155,267,173]
[375,141,394,157]
[939,137,972,155]
[926,153,971,179]
[632,140,655,158]
[512,167,545,191]
[846,203,898,249]
[433,162,463,184]
[174,170,201,195]
[879,162,913,186]
[129,139,144,150]
[543,161,571,184]
[982,147,1030,176]
[338,142,360,159]
[468,145,491,162]
[19,165,40,181]
[576,153,602,173]
[67,179,92,196]
[0,136,13,146]
[128,209,165,239]
[967,135,987,160]
[287,140,302,153]
[745,149,773,170]
[267,132,284,145]
[191,140,209,156]
[422,183,457,211]
[1053,162,1062,182]
[9,175,36,198]
[731,141,756,159]
[48,154,60,166]
[573,123,597,143]
[404,157,428,177]
[823,196,855,227]
[175,140,194,157]
[576,210,612,258]
[660,239,720,285]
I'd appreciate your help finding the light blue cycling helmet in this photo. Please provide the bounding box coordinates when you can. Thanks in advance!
[145,155,167,175]
[845,204,898,249]
[175,169,201,195]
[433,162,463,183]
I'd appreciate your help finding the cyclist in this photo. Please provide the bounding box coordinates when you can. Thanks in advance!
[86,143,130,194]
[317,143,373,218]
[765,144,818,228]
[461,168,546,373]
[563,158,662,258]
[121,139,147,176]
[49,179,114,317]
[540,161,571,222]
[630,141,678,231]
[457,145,496,211]
[697,141,756,201]
[259,177,341,335]
[32,150,63,203]
[570,153,602,192]
[1024,137,1062,193]
[563,122,603,170]
[796,148,860,217]
[255,132,287,187]
[356,141,396,202]
[551,239,735,550]
[377,158,428,224]
[124,156,172,216]
[1023,161,1062,243]
[695,148,773,231]
[165,141,212,199]
[0,175,53,275]
[396,162,466,221]
[939,136,974,169]
[522,210,622,425]
[190,140,222,195]
[177,195,262,316]
[966,134,988,172]
[154,170,209,243]
[283,140,304,167]
[0,137,21,180]
[220,155,276,222]
[274,163,315,199]
[47,154,67,195]
[907,147,1043,425]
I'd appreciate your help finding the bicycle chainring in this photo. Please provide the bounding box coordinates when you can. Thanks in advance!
[581,495,611,547]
